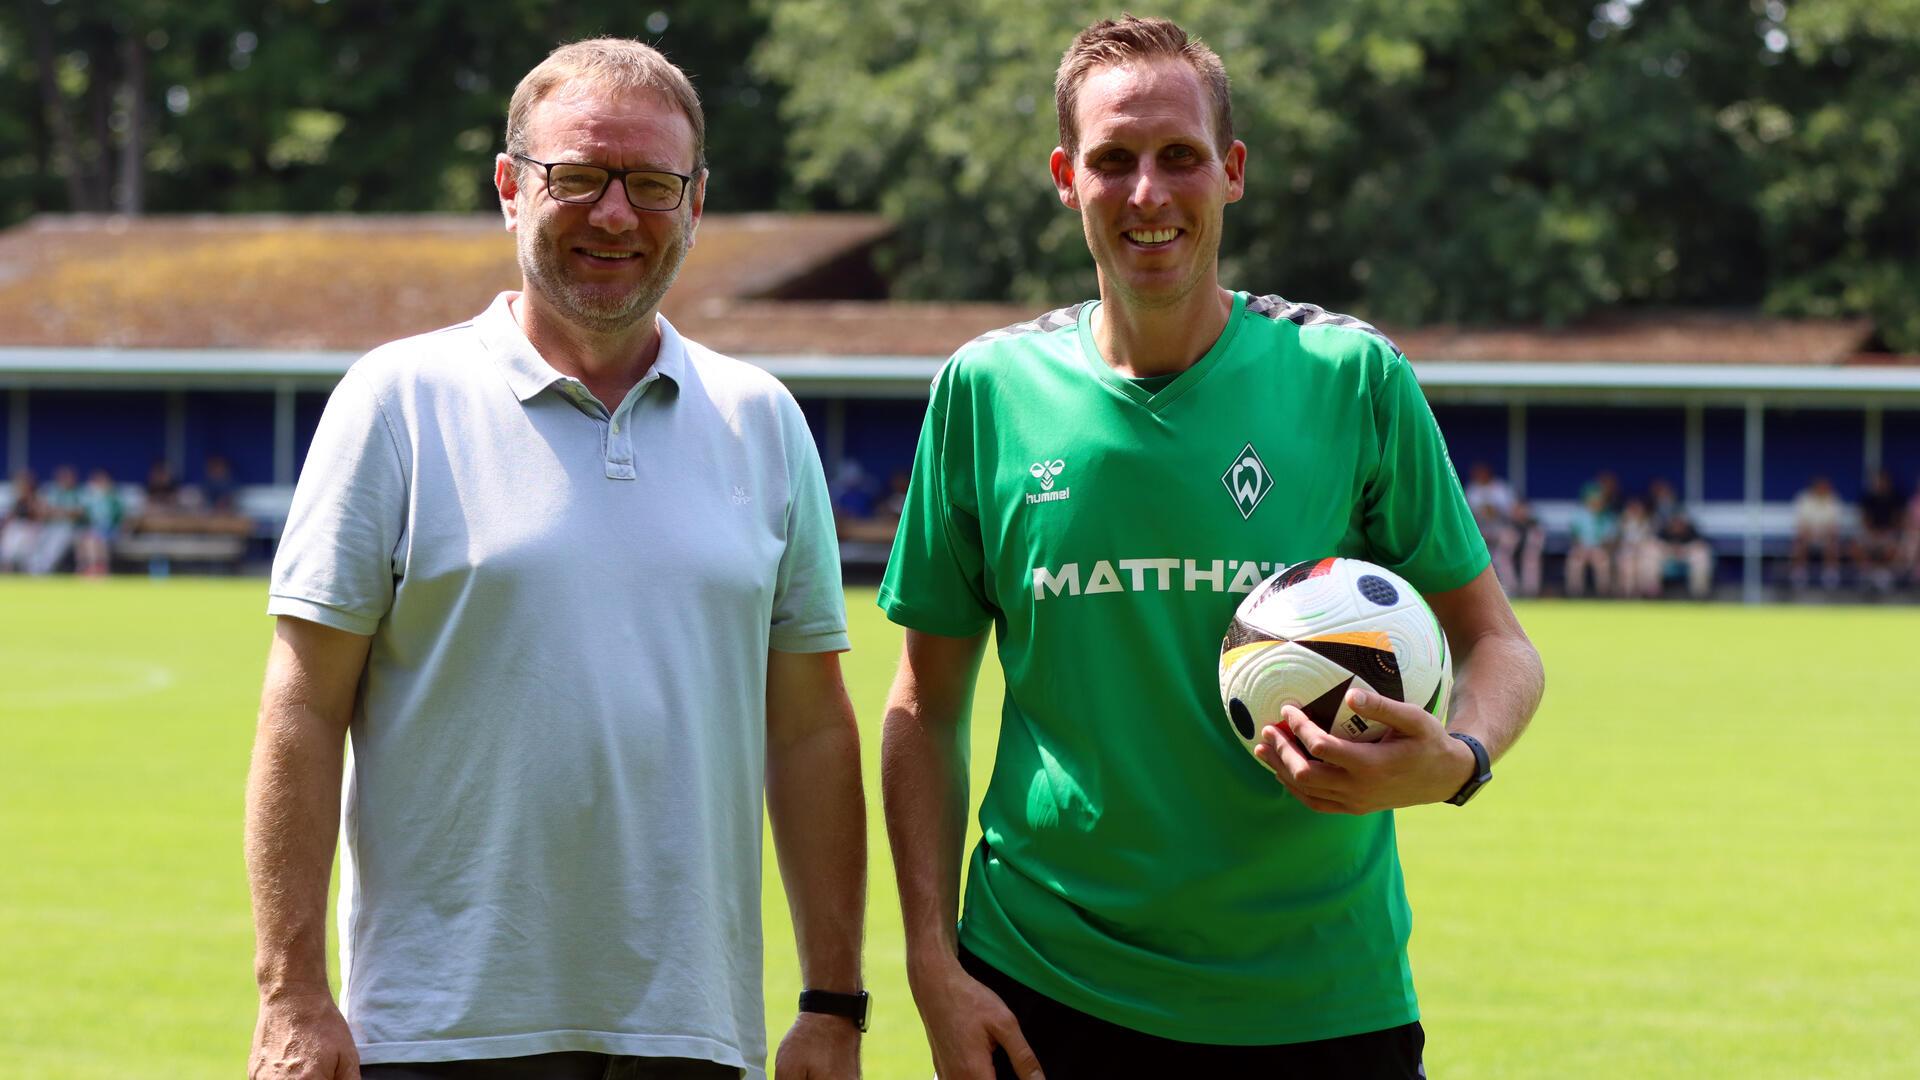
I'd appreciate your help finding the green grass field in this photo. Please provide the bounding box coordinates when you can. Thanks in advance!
[2,578,1916,1078]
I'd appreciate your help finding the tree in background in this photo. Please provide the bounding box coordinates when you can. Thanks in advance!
[757,0,1920,349]
[0,0,793,223]
[4,1,1913,348]
[1754,0,1920,350]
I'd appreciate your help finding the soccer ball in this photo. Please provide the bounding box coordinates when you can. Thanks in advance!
[1218,557,1452,756]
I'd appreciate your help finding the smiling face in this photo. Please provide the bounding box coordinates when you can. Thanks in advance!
[496,83,704,334]
[1051,59,1244,314]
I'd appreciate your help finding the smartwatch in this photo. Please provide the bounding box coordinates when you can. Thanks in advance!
[798,989,871,1032]
[1445,732,1492,806]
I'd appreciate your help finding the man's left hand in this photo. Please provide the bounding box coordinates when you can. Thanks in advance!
[774,1012,861,1079]
[1252,688,1475,814]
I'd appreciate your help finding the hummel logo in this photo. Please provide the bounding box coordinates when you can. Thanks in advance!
[1026,458,1070,506]
[1221,443,1274,520]
[1029,459,1066,490]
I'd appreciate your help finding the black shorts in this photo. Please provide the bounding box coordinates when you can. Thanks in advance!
[960,946,1426,1079]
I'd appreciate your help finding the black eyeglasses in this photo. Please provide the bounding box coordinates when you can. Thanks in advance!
[512,154,693,211]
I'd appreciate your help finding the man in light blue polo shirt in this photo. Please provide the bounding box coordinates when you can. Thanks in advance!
[244,39,866,1080]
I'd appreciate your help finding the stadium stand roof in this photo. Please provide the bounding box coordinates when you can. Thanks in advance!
[0,212,899,351]
[1,214,1914,401]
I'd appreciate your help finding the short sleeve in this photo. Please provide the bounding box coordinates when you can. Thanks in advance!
[770,390,851,653]
[877,365,995,636]
[1360,353,1490,594]
[267,367,407,635]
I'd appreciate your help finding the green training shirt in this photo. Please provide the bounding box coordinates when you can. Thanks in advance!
[878,291,1490,1045]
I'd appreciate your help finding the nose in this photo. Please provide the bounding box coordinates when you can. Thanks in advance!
[586,182,640,234]
[1128,159,1172,212]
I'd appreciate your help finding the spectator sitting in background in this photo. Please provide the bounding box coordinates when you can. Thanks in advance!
[1646,477,1683,527]
[1585,470,1622,515]
[202,455,238,514]
[1565,486,1617,596]
[1464,462,1516,526]
[1657,507,1715,599]
[876,469,910,522]
[75,468,125,577]
[831,457,897,543]
[829,457,878,518]
[1643,477,1714,599]
[123,455,256,549]
[1,467,42,573]
[1507,499,1546,598]
[144,460,182,511]
[1852,468,1903,594]
[1614,498,1661,598]
[1789,476,1844,589]
[1464,462,1519,586]
[132,460,187,533]
[26,466,84,575]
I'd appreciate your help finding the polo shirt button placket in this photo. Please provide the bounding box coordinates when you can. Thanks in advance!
[606,401,638,481]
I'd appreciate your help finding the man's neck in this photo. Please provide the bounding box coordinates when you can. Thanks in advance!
[510,290,663,409]
[1090,282,1236,378]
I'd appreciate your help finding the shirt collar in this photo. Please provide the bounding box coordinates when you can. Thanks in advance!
[476,291,686,404]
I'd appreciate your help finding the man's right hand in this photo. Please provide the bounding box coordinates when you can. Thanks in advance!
[913,960,1044,1080]
[249,990,359,1080]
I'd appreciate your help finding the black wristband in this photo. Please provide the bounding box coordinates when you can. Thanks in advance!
[1445,732,1492,806]
[798,989,870,1032]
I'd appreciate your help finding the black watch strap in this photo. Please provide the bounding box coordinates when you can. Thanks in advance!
[798,989,870,1032]
[1445,732,1492,806]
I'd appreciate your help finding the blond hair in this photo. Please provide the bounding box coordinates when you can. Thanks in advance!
[505,38,706,172]
[1055,15,1232,158]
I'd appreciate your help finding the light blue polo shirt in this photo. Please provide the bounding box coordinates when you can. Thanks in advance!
[268,292,847,1073]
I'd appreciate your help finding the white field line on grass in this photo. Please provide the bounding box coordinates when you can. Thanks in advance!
[0,653,177,709]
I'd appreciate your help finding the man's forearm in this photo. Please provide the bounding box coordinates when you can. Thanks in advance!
[879,630,987,984]
[245,620,367,997]
[245,701,348,995]
[1428,567,1545,765]
[767,716,867,991]
[883,711,975,972]
[882,695,973,980]
[1446,627,1544,762]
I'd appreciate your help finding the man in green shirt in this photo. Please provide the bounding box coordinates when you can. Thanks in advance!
[879,15,1545,1079]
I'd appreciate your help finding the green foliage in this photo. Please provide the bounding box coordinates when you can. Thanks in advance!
[0,1,793,221]
[4,2,1914,347]
[758,0,1920,348]
[1751,0,1920,348]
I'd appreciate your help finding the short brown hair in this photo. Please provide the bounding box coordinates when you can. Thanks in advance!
[1054,15,1232,159]
[505,38,706,173]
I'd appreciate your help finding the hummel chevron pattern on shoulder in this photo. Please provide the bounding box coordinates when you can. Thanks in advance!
[964,302,1087,350]
[1246,295,1403,358]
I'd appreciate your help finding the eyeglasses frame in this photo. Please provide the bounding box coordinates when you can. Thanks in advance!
[510,153,696,212]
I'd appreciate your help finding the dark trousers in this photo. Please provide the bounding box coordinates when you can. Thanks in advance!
[960,946,1426,1079]
[360,1051,741,1080]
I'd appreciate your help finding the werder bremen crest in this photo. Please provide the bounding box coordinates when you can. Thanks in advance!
[1221,442,1274,520]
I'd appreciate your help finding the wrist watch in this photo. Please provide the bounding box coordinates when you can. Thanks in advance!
[1445,732,1492,806]
[798,989,870,1032]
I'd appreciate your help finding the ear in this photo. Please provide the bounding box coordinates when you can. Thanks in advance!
[496,153,521,232]
[685,168,707,248]
[1049,146,1079,210]
[1223,139,1247,205]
